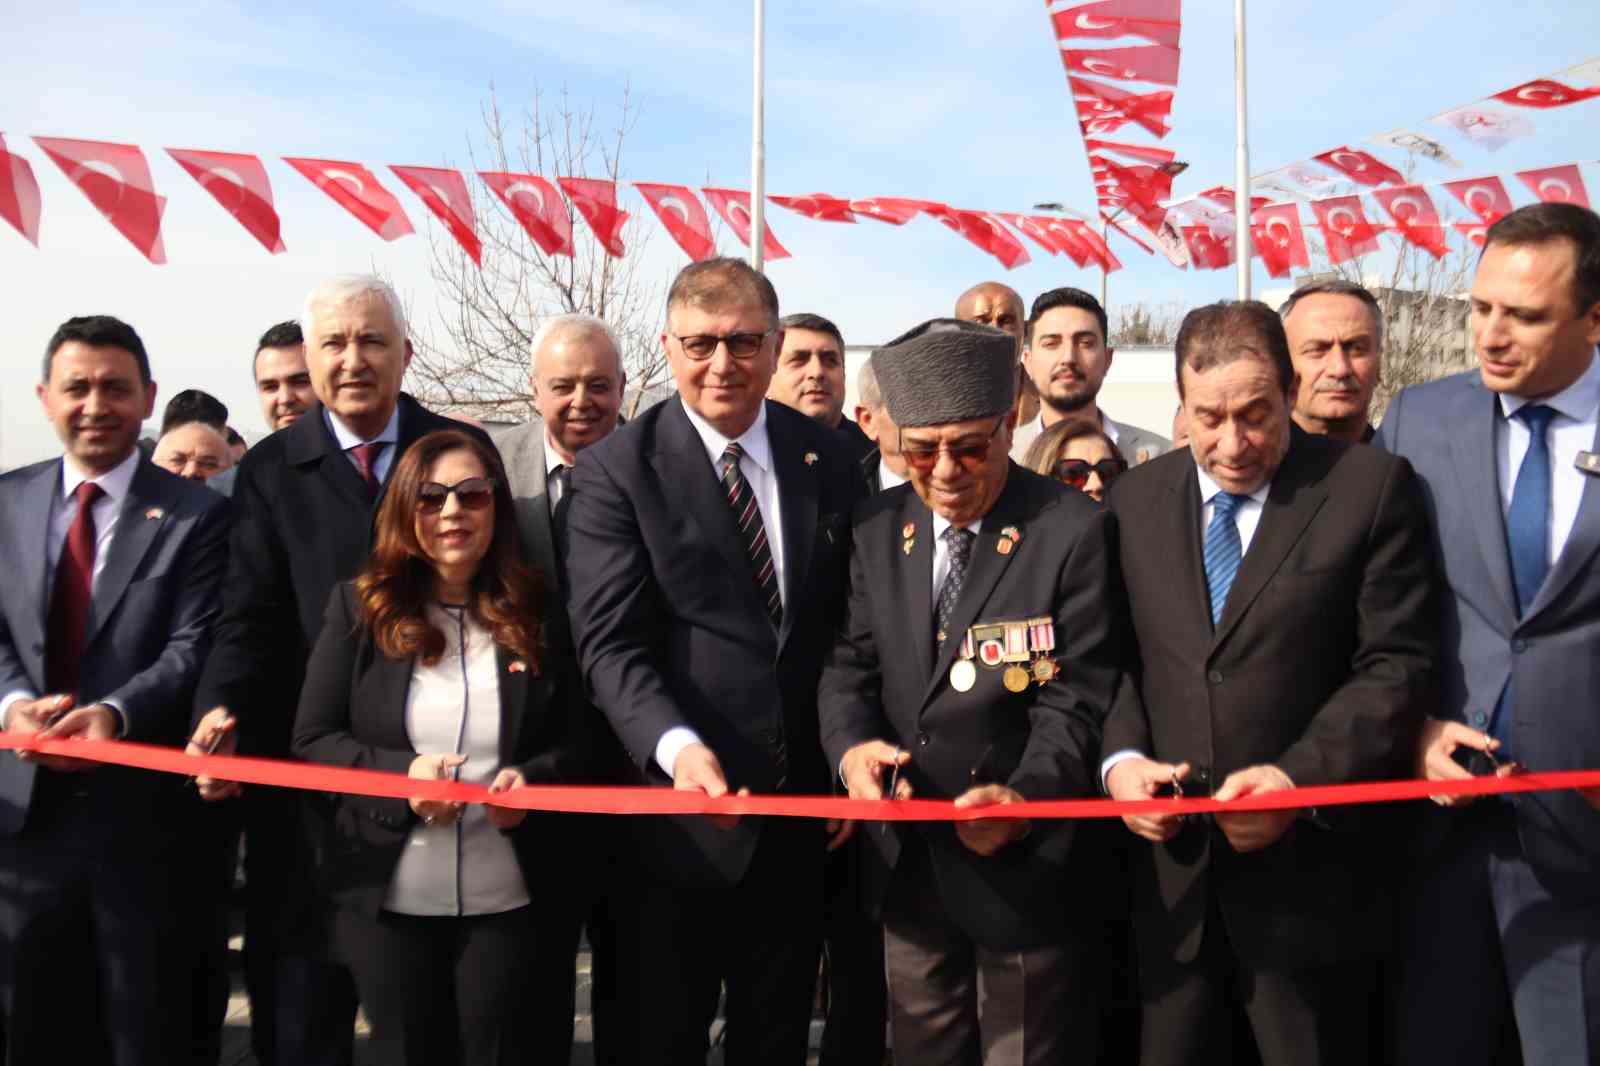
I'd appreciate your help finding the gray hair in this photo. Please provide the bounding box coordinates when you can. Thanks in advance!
[857,358,881,409]
[302,275,408,340]
[1279,278,1384,348]
[531,313,620,363]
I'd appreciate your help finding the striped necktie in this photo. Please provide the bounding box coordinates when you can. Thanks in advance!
[720,442,783,628]
[1203,491,1249,626]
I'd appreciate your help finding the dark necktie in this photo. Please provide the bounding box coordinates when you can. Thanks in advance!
[549,463,570,521]
[720,442,783,629]
[1492,404,1556,757]
[349,441,386,502]
[46,481,105,695]
[936,526,974,646]
[1203,492,1249,627]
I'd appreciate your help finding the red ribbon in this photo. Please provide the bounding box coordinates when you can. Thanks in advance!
[3,734,1598,820]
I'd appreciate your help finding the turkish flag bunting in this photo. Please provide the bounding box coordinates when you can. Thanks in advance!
[1442,176,1515,225]
[1039,216,1095,267]
[998,213,1068,257]
[1104,214,1157,256]
[769,193,857,223]
[391,166,480,265]
[1493,78,1600,109]
[0,133,41,247]
[1313,147,1405,188]
[1249,203,1309,279]
[701,187,790,260]
[557,178,629,258]
[1063,45,1180,86]
[167,148,284,254]
[35,137,167,263]
[1454,221,1490,249]
[1515,165,1591,209]
[633,183,716,262]
[1309,195,1383,263]
[1091,156,1172,210]
[924,206,1031,270]
[1052,0,1181,49]
[1371,185,1451,260]
[283,157,412,242]
[1070,77,1174,138]
[478,173,573,257]
[849,197,934,225]
[1084,137,1175,164]
[1076,219,1124,272]
[1199,185,1270,213]
[1182,226,1234,270]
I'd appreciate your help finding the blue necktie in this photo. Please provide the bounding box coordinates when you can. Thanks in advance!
[1491,404,1556,756]
[1203,492,1249,626]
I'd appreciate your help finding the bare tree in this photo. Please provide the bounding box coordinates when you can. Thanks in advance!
[1109,301,1183,346]
[401,84,673,421]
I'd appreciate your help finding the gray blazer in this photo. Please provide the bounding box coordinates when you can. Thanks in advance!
[1010,412,1171,467]
[1380,369,1600,890]
[493,421,566,646]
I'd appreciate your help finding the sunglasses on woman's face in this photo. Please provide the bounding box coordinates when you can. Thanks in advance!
[1053,458,1127,490]
[416,477,496,514]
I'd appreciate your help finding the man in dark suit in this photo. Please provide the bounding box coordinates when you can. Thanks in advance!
[767,311,876,464]
[820,319,1125,1065]
[0,315,230,1065]
[494,311,630,1064]
[1281,279,1384,445]
[187,275,492,1066]
[1103,300,1439,1066]
[562,257,867,1065]
[1380,203,1600,1066]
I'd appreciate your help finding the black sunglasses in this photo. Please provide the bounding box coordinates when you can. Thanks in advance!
[899,417,1007,475]
[416,477,497,514]
[1053,457,1127,490]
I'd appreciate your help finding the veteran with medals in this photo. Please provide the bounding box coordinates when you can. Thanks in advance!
[818,319,1127,1066]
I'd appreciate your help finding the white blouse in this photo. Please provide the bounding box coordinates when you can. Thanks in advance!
[384,604,531,917]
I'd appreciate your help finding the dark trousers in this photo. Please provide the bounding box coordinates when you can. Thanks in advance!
[623,818,825,1066]
[820,836,887,1066]
[575,815,632,1066]
[1398,804,1600,1066]
[1136,893,1375,1066]
[336,903,576,1066]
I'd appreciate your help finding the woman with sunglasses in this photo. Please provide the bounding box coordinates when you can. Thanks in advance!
[292,428,584,1065]
[1022,419,1128,503]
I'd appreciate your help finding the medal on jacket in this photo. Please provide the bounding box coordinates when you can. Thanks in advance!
[1027,616,1059,684]
[902,521,916,556]
[949,630,977,692]
[1000,620,1032,691]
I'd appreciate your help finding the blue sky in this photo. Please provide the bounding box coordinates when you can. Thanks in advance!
[1,0,1597,465]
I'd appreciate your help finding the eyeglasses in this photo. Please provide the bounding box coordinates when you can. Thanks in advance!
[1053,457,1128,491]
[416,477,496,514]
[898,418,1006,475]
[670,331,774,361]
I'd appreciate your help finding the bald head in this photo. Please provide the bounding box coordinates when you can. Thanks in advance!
[530,314,626,464]
[955,282,1025,342]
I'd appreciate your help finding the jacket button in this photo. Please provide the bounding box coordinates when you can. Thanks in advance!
[1511,638,1528,653]
[917,733,930,747]
[1207,670,1223,684]
[1470,711,1488,727]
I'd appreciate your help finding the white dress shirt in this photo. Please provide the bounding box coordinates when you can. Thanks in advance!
[930,512,984,602]
[1496,349,1600,569]
[0,448,141,729]
[543,429,571,514]
[1100,466,1273,790]
[655,399,789,778]
[385,605,530,917]
[878,459,906,491]
[323,405,401,484]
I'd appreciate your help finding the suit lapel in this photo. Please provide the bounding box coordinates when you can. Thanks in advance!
[893,494,935,688]
[1528,417,1600,621]
[18,462,58,643]
[496,644,529,760]
[361,649,416,753]
[1213,435,1330,649]
[295,403,376,511]
[772,413,818,650]
[86,458,168,648]
[1163,456,1215,641]
[1448,382,1518,626]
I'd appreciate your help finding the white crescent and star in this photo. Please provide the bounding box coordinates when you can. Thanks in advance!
[658,192,691,225]
[72,158,128,211]
[1388,194,1427,223]
[1462,185,1502,218]
[321,168,367,198]
[1073,12,1116,31]
[505,180,546,215]
[1538,177,1574,202]
[1326,206,1360,237]
[1331,150,1370,174]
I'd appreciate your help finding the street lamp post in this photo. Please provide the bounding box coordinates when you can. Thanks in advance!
[750,0,767,271]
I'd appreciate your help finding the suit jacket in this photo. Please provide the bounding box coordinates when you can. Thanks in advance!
[291,583,584,916]
[836,416,878,465]
[1104,428,1439,969]
[0,454,230,838]
[1380,371,1600,894]
[819,467,1125,950]
[1010,412,1171,466]
[561,398,867,886]
[194,394,494,755]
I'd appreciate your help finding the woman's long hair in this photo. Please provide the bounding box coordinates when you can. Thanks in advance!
[354,429,543,670]
[1022,418,1121,479]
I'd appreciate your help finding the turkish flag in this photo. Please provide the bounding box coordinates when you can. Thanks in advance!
[924,206,1031,270]
[34,137,167,263]
[1249,203,1309,279]
[283,157,412,242]
[1309,195,1382,263]
[166,148,284,254]
[1442,176,1514,225]
[1431,105,1535,153]
[1371,185,1451,260]
[391,166,481,265]
[1493,78,1600,109]
[1313,147,1405,188]
[0,133,41,247]
[1182,226,1234,270]
[1052,0,1181,49]
[1075,219,1124,272]
[633,183,716,262]
[557,178,629,258]
[1515,164,1591,209]
[769,193,857,222]
[1454,221,1489,249]
[849,197,933,225]
[1063,44,1180,86]
[1039,216,1094,267]
[998,213,1067,257]
[1070,76,1174,138]
[1084,137,1175,165]
[478,173,573,257]
[1092,156,1172,210]
[701,187,790,260]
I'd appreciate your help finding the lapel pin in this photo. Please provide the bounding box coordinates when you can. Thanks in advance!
[804,452,819,466]
[1577,451,1600,475]
[1000,525,1022,544]
[508,660,527,673]
[144,507,164,521]
[996,538,1013,555]
[1136,448,1152,465]
[902,522,916,539]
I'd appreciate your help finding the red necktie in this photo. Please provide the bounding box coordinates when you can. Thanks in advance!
[45,481,105,695]
[349,442,386,502]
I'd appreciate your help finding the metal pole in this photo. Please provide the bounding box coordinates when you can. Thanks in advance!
[1100,217,1110,310]
[749,0,767,271]
[1233,0,1251,299]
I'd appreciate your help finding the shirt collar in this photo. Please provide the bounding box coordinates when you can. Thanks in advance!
[61,446,140,506]
[1499,347,1600,424]
[878,459,906,491]
[930,511,984,540]
[543,427,570,476]
[1099,411,1120,443]
[323,404,401,452]
[1195,466,1271,507]
[680,397,773,475]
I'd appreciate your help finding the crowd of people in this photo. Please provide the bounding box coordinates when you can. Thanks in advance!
[0,200,1597,1066]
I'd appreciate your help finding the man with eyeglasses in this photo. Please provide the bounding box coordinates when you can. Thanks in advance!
[818,318,1125,1065]
[561,257,866,1065]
